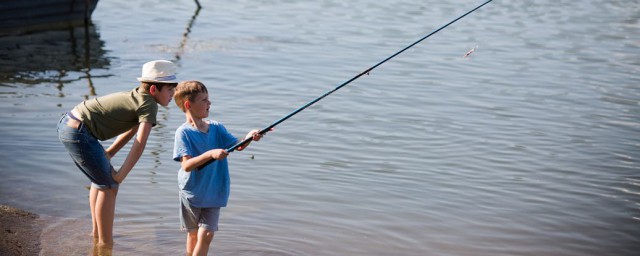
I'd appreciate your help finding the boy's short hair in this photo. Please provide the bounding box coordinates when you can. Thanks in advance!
[139,82,178,94]
[174,80,209,112]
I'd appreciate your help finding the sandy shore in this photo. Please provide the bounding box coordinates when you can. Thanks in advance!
[0,204,129,256]
[0,204,41,256]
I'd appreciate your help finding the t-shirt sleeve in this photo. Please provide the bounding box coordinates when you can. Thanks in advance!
[137,99,158,126]
[173,127,193,162]
[217,123,239,149]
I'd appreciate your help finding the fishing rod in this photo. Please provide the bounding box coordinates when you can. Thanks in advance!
[223,0,493,157]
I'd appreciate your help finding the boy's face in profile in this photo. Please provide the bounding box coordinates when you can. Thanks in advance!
[189,92,211,118]
[152,85,176,107]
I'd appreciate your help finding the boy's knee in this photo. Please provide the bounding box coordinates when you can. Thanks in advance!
[199,229,214,241]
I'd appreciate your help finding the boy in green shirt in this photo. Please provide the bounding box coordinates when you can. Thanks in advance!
[57,60,178,249]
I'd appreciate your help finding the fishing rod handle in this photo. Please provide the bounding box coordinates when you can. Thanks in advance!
[198,137,252,168]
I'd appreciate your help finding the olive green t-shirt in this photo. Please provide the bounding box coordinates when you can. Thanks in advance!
[75,88,158,140]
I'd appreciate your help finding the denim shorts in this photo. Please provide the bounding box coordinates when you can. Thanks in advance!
[180,196,220,232]
[57,113,119,190]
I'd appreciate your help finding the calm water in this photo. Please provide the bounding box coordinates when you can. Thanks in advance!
[1,0,639,255]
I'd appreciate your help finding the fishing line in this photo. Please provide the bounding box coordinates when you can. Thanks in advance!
[214,0,493,162]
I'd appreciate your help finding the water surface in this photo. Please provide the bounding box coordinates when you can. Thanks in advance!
[0,0,639,255]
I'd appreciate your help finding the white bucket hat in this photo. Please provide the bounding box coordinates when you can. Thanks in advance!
[137,60,178,83]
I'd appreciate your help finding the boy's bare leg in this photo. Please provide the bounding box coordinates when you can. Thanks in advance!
[186,231,197,256]
[94,187,118,247]
[193,227,214,256]
[90,186,99,238]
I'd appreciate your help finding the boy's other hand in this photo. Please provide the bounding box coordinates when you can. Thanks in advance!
[247,128,273,142]
[248,129,263,141]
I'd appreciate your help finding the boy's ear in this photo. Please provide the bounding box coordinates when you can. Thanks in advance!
[184,101,191,110]
[149,84,158,95]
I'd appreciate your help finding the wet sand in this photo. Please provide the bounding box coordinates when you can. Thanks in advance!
[0,204,41,256]
[0,203,165,255]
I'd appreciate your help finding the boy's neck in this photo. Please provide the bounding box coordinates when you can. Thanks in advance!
[185,113,207,132]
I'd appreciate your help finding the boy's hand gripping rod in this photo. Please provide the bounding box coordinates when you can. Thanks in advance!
[209,0,493,164]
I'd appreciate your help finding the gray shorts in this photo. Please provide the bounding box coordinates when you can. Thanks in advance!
[180,196,221,232]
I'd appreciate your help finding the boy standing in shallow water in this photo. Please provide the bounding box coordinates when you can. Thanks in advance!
[57,60,178,249]
[173,80,264,256]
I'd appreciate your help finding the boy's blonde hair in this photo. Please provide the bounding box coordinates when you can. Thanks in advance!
[174,80,209,112]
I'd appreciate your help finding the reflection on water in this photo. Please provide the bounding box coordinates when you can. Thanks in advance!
[0,21,111,99]
[174,1,202,64]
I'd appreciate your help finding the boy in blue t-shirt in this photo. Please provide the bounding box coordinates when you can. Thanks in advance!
[172,80,264,256]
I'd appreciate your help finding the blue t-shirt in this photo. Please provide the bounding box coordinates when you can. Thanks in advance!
[173,121,238,207]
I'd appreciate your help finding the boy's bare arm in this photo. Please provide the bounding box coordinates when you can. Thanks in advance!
[179,129,267,171]
[180,149,228,172]
[105,125,139,159]
[112,122,153,183]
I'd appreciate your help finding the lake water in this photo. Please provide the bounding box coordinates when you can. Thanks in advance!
[1,0,639,255]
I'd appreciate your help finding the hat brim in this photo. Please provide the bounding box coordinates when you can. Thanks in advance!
[137,77,178,83]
